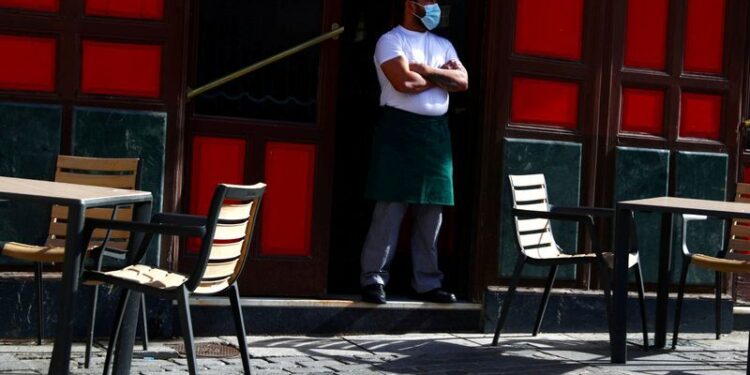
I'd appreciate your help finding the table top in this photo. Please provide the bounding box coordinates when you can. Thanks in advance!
[618,196,750,218]
[0,176,152,207]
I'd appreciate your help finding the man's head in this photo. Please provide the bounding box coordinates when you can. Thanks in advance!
[402,0,440,31]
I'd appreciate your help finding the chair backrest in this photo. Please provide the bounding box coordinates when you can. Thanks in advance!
[727,182,750,260]
[508,174,561,259]
[188,182,266,295]
[46,155,140,251]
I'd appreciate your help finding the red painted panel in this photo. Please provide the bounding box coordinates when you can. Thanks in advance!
[624,0,668,70]
[510,76,579,129]
[621,88,664,135]
[0,0,58,12]
[85,0,163,20]
[188,136,246,252]
[684,0,725,74]
[514,0,584,61]
[260,142,316,257]
[744,167,750,183]
[680,92,722,139]
[81,40,162,98]
[0,35,56,92]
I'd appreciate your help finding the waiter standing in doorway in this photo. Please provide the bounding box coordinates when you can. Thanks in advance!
[360,0,468,304]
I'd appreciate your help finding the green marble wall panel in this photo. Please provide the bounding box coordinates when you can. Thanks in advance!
[673,151,728,285]
[614,147,670,284]
[0,102,62,265]
[72,107,166,266]
[500,138,582,280]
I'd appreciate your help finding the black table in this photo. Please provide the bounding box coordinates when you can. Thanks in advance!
[0,176,152,375]
[611,196,750,363]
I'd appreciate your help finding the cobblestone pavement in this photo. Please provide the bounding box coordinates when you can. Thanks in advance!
[0,331,748,374]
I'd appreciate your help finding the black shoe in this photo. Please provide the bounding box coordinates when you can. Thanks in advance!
[362,284,386,304]
[412,288,456,304]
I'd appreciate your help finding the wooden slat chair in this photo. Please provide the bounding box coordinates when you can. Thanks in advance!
[0,155,149,367]
[81,182,266,375]
[492,174,649,349]
[673,183,750,371]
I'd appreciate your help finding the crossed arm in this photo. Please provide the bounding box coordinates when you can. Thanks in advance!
[380,56,469,94]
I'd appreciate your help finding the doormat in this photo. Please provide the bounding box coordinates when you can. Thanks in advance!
[166,342,240,358]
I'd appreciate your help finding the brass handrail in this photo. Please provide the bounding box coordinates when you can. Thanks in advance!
[187,26,345,100]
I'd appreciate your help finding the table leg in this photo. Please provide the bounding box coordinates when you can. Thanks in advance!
[654,212,674,348]
[111,290,143,375]
[611,207,631,363]
[111,201,151,375]
[48,204,85,375]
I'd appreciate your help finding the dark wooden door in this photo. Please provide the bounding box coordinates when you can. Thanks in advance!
[183,0,342,296]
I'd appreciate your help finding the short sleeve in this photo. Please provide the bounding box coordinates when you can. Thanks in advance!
[445,42,459,63]
[374,33,403,65]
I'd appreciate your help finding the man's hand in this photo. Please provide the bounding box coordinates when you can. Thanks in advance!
[441,59,462,70]
[409,59,468,93]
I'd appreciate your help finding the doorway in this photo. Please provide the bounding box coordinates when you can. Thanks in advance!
[327,0,478,299]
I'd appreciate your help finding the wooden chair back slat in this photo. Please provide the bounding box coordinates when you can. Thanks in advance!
[208,241,244,261]
[516,218,550,233]
[508,173,560,259]
[55,155,140,172]
[214,222,249,241]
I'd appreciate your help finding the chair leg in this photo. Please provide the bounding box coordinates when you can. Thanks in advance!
[672,258,692,349]
[84,283,100,368]
[103,288,131,375]
[598,260,614,338]
[177,286,197,375]
[85,250,106,369]
[34,262,43,346]
[634,263,649,351]
[228,282,251,375]
[492,255,525,346]
[715,271,722,340]
[532,265,557,337]
[140,294,149,351]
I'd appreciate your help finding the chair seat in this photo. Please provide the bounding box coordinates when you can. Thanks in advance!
[87,264,188,291]
[601,252,640,269]
[691,253,750,273]
[0,241,98,263]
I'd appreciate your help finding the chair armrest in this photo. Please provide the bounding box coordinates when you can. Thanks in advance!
[680,214,709,257]
[85,217,206,237]
[84,217,206,266]
[549,205,614,217]
[152,212,207,227]
[513,208,595,224]
[513,207,608,256]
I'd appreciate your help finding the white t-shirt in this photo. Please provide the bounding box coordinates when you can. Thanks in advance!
[374,26,460,116]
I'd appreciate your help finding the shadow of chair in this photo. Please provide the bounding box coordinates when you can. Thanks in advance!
[82,182,266,375]
[672,182,750,372]
[0,155,149,367]
[492,173,648,349]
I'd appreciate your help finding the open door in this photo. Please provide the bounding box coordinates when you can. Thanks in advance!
[183,0,342,296]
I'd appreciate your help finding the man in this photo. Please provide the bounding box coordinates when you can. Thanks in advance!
[360,0,468,304]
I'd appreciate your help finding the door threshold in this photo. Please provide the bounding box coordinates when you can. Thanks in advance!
[188,295,480,310]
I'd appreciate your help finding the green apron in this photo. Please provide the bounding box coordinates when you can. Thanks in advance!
[365,106,454,206]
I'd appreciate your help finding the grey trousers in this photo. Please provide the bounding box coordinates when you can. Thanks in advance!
[360,201,444,293]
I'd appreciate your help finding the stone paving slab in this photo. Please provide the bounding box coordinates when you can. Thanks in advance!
[0,331,748,374]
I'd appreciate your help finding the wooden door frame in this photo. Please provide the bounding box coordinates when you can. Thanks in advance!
[180,0,342,296]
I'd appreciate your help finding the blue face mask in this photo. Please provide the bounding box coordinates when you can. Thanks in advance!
[412,2,441,31]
